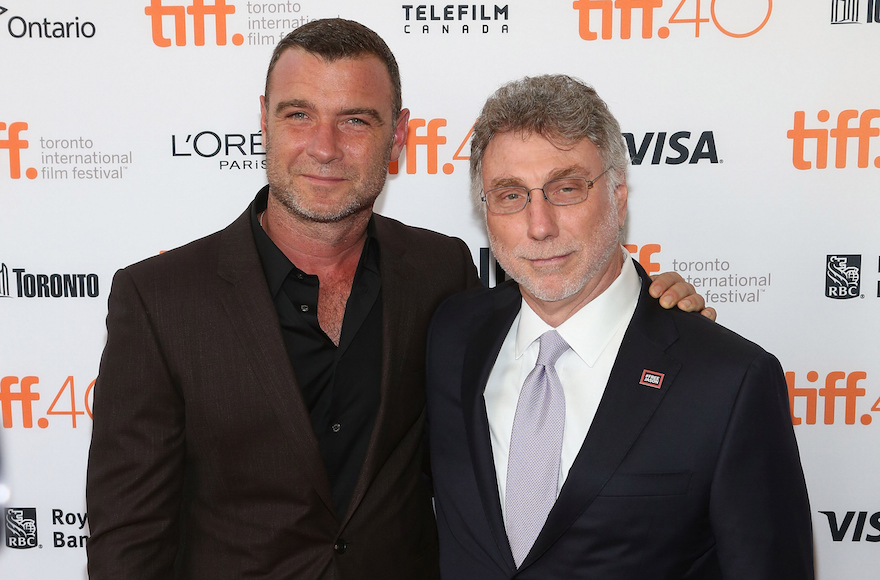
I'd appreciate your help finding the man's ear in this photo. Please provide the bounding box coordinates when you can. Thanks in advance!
[390,108,410,162]
[615,180,628,227]
[260,95,269,145]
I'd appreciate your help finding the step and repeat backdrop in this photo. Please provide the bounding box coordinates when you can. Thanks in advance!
[1,0,878,577]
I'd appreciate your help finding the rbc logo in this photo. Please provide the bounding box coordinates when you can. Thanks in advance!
[5,508,38,549]
[826,255,861,299]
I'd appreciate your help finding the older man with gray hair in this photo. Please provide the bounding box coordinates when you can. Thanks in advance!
[426,74,813,579]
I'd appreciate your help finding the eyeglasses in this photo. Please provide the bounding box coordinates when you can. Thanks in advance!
[481,167,611,215]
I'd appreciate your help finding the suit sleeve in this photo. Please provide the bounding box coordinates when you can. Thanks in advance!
[709,352,815,579]
[86,268,185,579]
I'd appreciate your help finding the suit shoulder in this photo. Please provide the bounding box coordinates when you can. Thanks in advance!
[665,306,778,367]
[120,228,224,283]
[431,280,517,333]
[373,213,467,252]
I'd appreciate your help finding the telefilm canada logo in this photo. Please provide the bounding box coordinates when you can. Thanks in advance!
[401,4,509,35]
[0,5,96,39]
[831,0,880,24]
[5,508,38,549]
[825,255,861,299]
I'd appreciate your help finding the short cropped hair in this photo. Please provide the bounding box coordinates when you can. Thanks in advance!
[265,18,402,120]
[470,75,628,207]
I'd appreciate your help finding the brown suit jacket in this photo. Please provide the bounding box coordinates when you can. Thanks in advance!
[86,205,478,579]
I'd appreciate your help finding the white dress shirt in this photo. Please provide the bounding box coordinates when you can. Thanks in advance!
[484,251,641,525]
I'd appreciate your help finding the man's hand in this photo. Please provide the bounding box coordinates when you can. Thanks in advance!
[649,272,717,321]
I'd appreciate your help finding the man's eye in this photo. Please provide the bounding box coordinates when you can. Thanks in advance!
[345,118,369,126]
[286,111,307,119]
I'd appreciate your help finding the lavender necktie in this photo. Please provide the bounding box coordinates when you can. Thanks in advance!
[505,329,569,567]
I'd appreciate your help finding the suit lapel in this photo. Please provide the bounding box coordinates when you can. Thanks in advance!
[523,262,683,568]
[215,208,334,512]
[342,216,424,524]
[461,280,522,572]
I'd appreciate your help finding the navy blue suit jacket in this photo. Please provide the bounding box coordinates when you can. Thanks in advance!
[426,261,813,579]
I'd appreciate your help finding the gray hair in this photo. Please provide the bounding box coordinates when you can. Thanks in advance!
[469,75,628,208]
[265,19,402,121]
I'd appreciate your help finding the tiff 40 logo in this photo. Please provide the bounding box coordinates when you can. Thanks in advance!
[145,0,244,46]
[786,370,880,426]
[572,0,772,40]
[0,376,95,429]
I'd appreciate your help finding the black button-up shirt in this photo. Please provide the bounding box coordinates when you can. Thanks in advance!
[249,187,382,519]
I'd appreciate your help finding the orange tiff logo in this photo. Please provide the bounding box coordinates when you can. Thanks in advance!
[787,109,880,169]
[145,0,243,46]
[786,370,880,426]
[572,0,772,40]
[0,122,38,180]
[388,118,473,175]
[0,376,95,429]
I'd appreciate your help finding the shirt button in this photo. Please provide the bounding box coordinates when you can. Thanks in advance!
[334,539,347,554]
[300,305,309,312]
[296,273,304,280]
[331,423,341,433]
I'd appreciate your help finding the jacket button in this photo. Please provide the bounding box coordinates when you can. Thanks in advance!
[334,539,347,554]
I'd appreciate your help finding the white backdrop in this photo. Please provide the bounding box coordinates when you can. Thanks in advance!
[1,0,878,577]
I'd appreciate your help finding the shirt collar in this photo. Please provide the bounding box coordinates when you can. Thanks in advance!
[249,185,380,297]
[514,249,641,367]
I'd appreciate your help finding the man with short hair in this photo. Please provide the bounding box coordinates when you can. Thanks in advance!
[86,20,710,580]
[426,75,813,579]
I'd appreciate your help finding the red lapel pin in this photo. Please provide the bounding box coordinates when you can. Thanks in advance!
[639,369,664,389]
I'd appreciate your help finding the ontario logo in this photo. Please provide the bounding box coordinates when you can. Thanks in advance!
[826,255,861,299]
[5,508,38,549]
[572,0,772,41]
[145,0,314,47]
[0,5,97,39]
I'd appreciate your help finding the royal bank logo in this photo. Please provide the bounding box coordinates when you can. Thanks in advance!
[831,0,880,24]
[826,255,861,299]
[5,508,38,549]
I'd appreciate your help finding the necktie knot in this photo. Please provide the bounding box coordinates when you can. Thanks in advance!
[535,329,569,368]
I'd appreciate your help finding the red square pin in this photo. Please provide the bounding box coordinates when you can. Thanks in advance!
[639,369,664,389]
